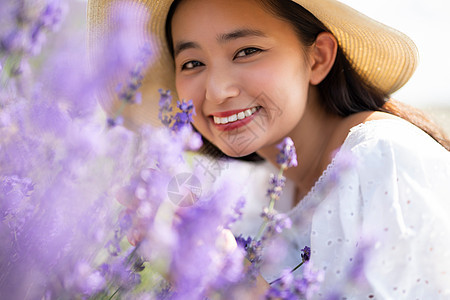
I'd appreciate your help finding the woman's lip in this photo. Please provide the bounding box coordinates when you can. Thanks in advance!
[209,106,259,118]
[211,109,260,131]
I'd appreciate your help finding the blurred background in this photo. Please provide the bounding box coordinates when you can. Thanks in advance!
[340,0,450,135]
[70,0,450,134]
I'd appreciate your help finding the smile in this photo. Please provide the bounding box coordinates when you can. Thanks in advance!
[212,106,261,125]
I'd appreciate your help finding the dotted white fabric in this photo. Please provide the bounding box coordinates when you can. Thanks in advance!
[236,119,450,299]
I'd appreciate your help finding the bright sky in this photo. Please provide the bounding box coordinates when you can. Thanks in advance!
[339,0,450,107]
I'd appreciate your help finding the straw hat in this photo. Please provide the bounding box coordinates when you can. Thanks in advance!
[87,0,418,129]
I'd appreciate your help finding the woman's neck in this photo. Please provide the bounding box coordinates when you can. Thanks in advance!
[257,89,344,200]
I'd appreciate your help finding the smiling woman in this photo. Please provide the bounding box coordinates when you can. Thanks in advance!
[88,0,450,298]
[170,0,318,158]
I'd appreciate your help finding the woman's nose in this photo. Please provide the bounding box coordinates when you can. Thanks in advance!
[205,67,240,104]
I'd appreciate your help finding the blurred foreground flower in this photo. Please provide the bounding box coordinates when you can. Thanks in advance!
[0,1,369,299]
[1,2,248,299]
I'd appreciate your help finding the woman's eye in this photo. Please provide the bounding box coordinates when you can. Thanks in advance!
[181,60,203,70]
[235,47,262,58]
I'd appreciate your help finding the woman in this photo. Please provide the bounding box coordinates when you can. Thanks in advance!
[88,0,450,298]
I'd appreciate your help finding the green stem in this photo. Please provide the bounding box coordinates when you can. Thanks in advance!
[290,260,304,273]
[269,261,304,285]
[112,100,128,120]
[1,55,22,88]
[127,245,139,264]
[108,287,121,300]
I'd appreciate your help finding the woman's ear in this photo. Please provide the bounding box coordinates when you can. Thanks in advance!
[309,32,338,85]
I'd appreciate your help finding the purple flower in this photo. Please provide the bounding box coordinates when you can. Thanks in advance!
[158,89,173,127]
[176,125,203,151]
[0,29,24,53]
[266,269,296,300]
[172,99,195,132]
[168,184,246,299]
[242,238,263,264]
[100,251,142,291]
[235,235,253,249]
[115,46,151,106]
[276,137,298,168]
[0,175,34,213]
[225,196,246,228]
[301,246,311,263]
[268,262,323,300]
[262,213,292,241]
[295,262,324,298]
[267,173,286,200]
[63,261,106,296]
[1,0,68,57]
[107,116,124,128]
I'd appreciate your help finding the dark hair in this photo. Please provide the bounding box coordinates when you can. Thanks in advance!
[166,0,450,153]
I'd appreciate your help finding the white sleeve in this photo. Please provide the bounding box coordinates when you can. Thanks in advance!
[310,122,450,299]
[353,131,450,298]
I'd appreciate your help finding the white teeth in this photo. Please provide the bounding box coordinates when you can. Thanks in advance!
[213,107,260,125]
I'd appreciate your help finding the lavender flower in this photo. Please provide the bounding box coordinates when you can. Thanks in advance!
[172,99,195,132]
[28,0,68,55]
[276,137,298,169]
[225,196,246,228]
[301,246,311,263]
[0,0,68,92]
[115,44,152,104]
[157,91,202,151]
[0,0,67,57]
[261,213,292,242]
[266,269,296,299]
[63,261,106,296]
[107,115,124,128]
[168,184,246,299]
[253,137,298,244]
[236,235,253,250]
[105,43,152,128]
[267,173,286,201]
[115,168,168,246]
[159,88,173,127]
[1,1,330,298]
[0,3,150,298]
[267,262,324,300]
[239,137,299,293]
[100,248,143,292]
[236,235,263,264]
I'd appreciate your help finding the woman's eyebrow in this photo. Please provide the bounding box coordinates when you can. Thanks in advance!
[217,28,267,43]
[174,41,199,57]
[174,28,267,58]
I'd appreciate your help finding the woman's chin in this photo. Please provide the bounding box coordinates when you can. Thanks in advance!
[216,142,260,158]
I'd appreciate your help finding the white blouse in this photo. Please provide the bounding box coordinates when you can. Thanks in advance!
[232,118,450,299]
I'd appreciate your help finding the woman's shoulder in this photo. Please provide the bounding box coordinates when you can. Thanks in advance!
[332,111,447,156]
[321,111,417,171]
[321,111,450,192]
[335,111,404,146]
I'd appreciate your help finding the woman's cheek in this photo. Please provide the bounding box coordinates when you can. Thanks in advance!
[177,77,204,106]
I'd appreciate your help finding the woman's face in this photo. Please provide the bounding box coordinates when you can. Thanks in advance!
[171,0,314,157]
